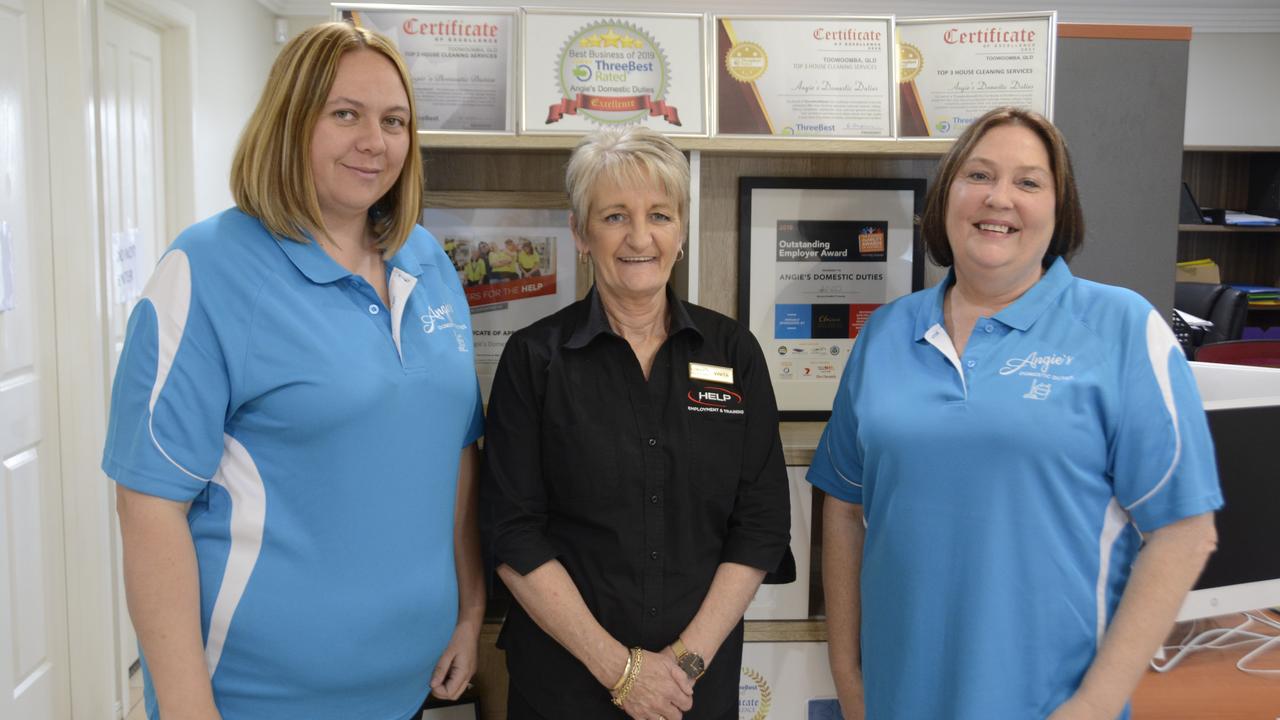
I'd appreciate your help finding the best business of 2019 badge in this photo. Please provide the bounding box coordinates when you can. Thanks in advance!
[546,20,681,126]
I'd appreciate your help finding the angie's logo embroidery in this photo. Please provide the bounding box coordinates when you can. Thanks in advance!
[422,303,466,333]
[422,303,468,352]
[1023,380,1052,400]
[999,351,1073,376]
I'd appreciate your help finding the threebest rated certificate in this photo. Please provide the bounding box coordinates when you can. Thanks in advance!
[343,6,517,133]
[715,16,894,138]
[521,10,706,135]
[897,12,1056,138]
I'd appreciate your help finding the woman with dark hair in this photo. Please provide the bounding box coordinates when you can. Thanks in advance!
[809,107,1221,719]
[104,22,484,720]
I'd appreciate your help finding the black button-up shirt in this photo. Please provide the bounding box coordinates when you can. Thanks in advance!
[481,287,791,718]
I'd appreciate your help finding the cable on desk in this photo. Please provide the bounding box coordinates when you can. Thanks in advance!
[1151,612,1280,676]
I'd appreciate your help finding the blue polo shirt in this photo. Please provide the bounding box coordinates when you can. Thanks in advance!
[103,208,484,720]
[808,258,1221,719]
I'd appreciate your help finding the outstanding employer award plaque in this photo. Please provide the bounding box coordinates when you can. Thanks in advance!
[714,16,894,138]
[897,12,1056,138]
[341,5,518,133]
[521,9,707,135]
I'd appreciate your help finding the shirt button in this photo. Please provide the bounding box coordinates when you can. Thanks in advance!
[647,437,656,447]
[984,325,994,333]
[650,495,660,505]
[368,304,380,315]
[966,359,976,368]
[650,551,659,561]
[648,607,658,617]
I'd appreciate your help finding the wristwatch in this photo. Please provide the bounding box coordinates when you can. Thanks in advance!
[673,637,706,681]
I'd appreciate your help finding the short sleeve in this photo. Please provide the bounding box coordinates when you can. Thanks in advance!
[718,328,790,575]
[1111,308,1222,531]
[479,334,561,576]
[102,249,230,502]
[807,335,867,504]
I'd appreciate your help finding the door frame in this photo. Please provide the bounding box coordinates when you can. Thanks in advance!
[38,0,196,715]
[94,0,196,714]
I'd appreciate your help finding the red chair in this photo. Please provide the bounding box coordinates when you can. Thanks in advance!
[1194,339,1280,368]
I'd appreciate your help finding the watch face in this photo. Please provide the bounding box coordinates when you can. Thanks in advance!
[678,653,705,679]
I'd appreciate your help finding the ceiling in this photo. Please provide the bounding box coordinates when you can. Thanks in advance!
[258,0,1280,33]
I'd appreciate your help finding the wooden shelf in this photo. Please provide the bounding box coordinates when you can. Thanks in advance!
[745,619,827,642]
[781,421,824,466]
[420,132,952,156]
[1178,224,1280,233]
[1184,145,1280,153]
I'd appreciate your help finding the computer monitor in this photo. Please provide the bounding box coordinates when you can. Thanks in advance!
[1175,362,1280,621]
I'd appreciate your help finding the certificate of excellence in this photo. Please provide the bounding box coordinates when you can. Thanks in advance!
[715,16,894,138]
[522,10,706,135]
[897,12,1056,138]
[343,7,516,133]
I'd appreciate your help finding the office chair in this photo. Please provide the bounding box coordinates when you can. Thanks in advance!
[1194,340,1280,368]
[1173,282,1249,354]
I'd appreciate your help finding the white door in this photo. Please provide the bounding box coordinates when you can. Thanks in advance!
[99,3,168,705]
[0,0,73,718]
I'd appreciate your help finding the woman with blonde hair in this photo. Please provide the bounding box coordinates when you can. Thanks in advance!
[482,126,791,720]
[104,22,484,719]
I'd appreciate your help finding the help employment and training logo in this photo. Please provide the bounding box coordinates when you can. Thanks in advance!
[547,20,681,126]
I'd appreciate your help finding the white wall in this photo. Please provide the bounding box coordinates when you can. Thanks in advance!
[1185,33,1280,147]
[172,0,279,218]
[288,14,329,39]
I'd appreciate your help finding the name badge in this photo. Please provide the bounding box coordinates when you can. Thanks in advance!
[689,362,734,384]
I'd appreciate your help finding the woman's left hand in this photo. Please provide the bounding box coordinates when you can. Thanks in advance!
[430,619,482,701]
[1046,694,1112,720]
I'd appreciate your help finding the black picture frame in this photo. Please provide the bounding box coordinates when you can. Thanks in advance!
[737,177,926,421]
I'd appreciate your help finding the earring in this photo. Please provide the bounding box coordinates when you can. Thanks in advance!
[676,247,685,262]
[578,251,590,264]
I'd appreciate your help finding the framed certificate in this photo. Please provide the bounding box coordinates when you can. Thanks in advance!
[520,9,707,135]
[897,12,1056,138]
[713,15,895,139]
[738,178,924,420]
[424,201,578,403]
[339,4,518,134]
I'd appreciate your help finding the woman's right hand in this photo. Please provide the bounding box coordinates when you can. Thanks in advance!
[617,650,693,720]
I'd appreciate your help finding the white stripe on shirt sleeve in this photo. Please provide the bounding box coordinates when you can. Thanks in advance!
[1126,310,1183,511]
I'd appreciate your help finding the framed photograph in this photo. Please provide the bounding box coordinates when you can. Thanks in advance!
[338,4,519,134]
[424,196,579,403]
[896,11,1057,138]
[520,8,707,135]
[712,15,895,139]
[738,177,925,420]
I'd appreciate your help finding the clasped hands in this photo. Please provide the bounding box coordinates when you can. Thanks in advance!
[614,645,696,720]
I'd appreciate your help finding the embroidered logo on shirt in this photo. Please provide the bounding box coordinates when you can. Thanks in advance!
[686,385,745,415]
[999,350,1076,383]
[421,303,469,352]
[1022,379,1053,400]
[999,351,1073,376]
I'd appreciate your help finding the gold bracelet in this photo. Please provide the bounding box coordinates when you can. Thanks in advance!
[611,647,644,708]
[610,648,635,693]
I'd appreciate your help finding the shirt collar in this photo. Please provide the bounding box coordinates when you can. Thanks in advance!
[995,256,1073,331]
[276,230,432,285]
[914,256,1074,339]
[565,285,703,350]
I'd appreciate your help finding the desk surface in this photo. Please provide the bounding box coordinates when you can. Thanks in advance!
[1132,611,1280,719]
